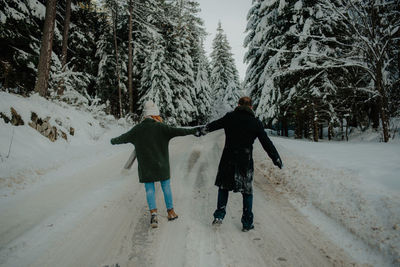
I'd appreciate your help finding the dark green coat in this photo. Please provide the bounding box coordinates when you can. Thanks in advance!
[111,118,196,183]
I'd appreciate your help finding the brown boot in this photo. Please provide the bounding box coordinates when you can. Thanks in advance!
[167,208,178,221]
[150,209,158,228]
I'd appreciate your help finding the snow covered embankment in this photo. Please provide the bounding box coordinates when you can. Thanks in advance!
[0,92,130,197]
[255,137,400,265]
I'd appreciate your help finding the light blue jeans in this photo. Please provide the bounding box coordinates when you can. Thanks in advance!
[144,179,173,211]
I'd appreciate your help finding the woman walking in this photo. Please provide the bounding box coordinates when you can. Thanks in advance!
[110,100,198,228]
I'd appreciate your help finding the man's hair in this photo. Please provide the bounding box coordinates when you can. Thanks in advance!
[238,96,252,106]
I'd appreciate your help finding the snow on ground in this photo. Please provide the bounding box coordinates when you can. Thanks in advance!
[1,92,399,266]
[254,136,400,265]
[0,131,357,267]
[0,92,130,197]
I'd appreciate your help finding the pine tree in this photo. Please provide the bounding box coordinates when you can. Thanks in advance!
[140,35,174,120]
[164,0,197,125]
[135,0,175,121]
[0,0,47,91]
[105,0,124,117]
[66,1,101,98]
[244,0,359,140]
[210,22,241,114]
[322,0,400,142]
[181,0,207,77]
[94,0,130,117]
[127,0,164,114]
[57,0,72,95]
[278,0,349,140]
[194,44,212,124]
[0,0,215,124]
[34,0,57,97]
[128,0,134,113]
[95,9,120,115]
[243,0,262,107]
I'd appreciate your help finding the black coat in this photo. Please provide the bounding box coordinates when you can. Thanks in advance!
[206,106,281,194]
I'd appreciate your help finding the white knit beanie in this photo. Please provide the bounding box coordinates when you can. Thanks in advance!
[143,100,160,117]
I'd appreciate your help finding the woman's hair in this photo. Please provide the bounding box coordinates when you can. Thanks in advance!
[150,115,163,123]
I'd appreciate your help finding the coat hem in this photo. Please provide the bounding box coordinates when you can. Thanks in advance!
[139,176,170,183]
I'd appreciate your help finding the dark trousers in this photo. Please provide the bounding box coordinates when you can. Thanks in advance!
[213,188,254,227]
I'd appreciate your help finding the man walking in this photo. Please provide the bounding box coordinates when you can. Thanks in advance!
[203,96,282,232]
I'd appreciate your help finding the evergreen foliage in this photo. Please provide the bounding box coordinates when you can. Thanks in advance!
[244,0,400,142]
[194,44,212,124]
[210,22,241,114]
[0,0,215,125]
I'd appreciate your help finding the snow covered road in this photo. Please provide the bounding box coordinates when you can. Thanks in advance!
[0,132,368,266]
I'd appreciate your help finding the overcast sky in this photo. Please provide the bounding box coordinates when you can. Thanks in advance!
[197,0,252,82]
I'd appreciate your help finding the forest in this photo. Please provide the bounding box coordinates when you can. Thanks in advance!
[0,0,399,142]
[245,0,399,142]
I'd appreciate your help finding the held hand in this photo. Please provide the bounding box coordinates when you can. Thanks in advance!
[194,126,208,137]
[200,127,209,136]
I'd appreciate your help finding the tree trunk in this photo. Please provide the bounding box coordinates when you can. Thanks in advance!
[128,0,134,114]
[1,61,11,89]
[376,60,390,142]
[371,4,389,142]
[283,116,288,137]
[370,100,380,129]
[350,102,358,128]
[313,121,319,142]
[34,0,57,97]
[58,0,72,96]
[328,122,333,141]
[112,6,123,118]
[295,109,303,139]
[313,109,318,142]
[319,124,323,140]
[284,128,287,137]
[340,118,344,141]
[303,113,310,139]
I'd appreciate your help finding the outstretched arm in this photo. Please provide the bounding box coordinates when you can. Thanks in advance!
[163,124,197,139]
[111,127,136,145]
[205,113,228,133]
[257,123,283,169]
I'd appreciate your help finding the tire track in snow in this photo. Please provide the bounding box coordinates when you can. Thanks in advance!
[128,205,156,266]
[164,132,357,267]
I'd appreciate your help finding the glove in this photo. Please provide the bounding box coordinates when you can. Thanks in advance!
[110,138,115,145]
[194,126,207,137]
[274,157,283,169]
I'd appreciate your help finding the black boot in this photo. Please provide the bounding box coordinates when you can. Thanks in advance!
[242,225,254,232]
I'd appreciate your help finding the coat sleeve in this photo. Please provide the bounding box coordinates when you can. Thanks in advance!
[205,113,228,132]
[111,127,136,145]
[163,124,197,139]
[256,121,282,165]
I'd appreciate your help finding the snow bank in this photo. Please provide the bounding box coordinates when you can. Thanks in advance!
[256,137,400,264]
[0,92,130,196]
